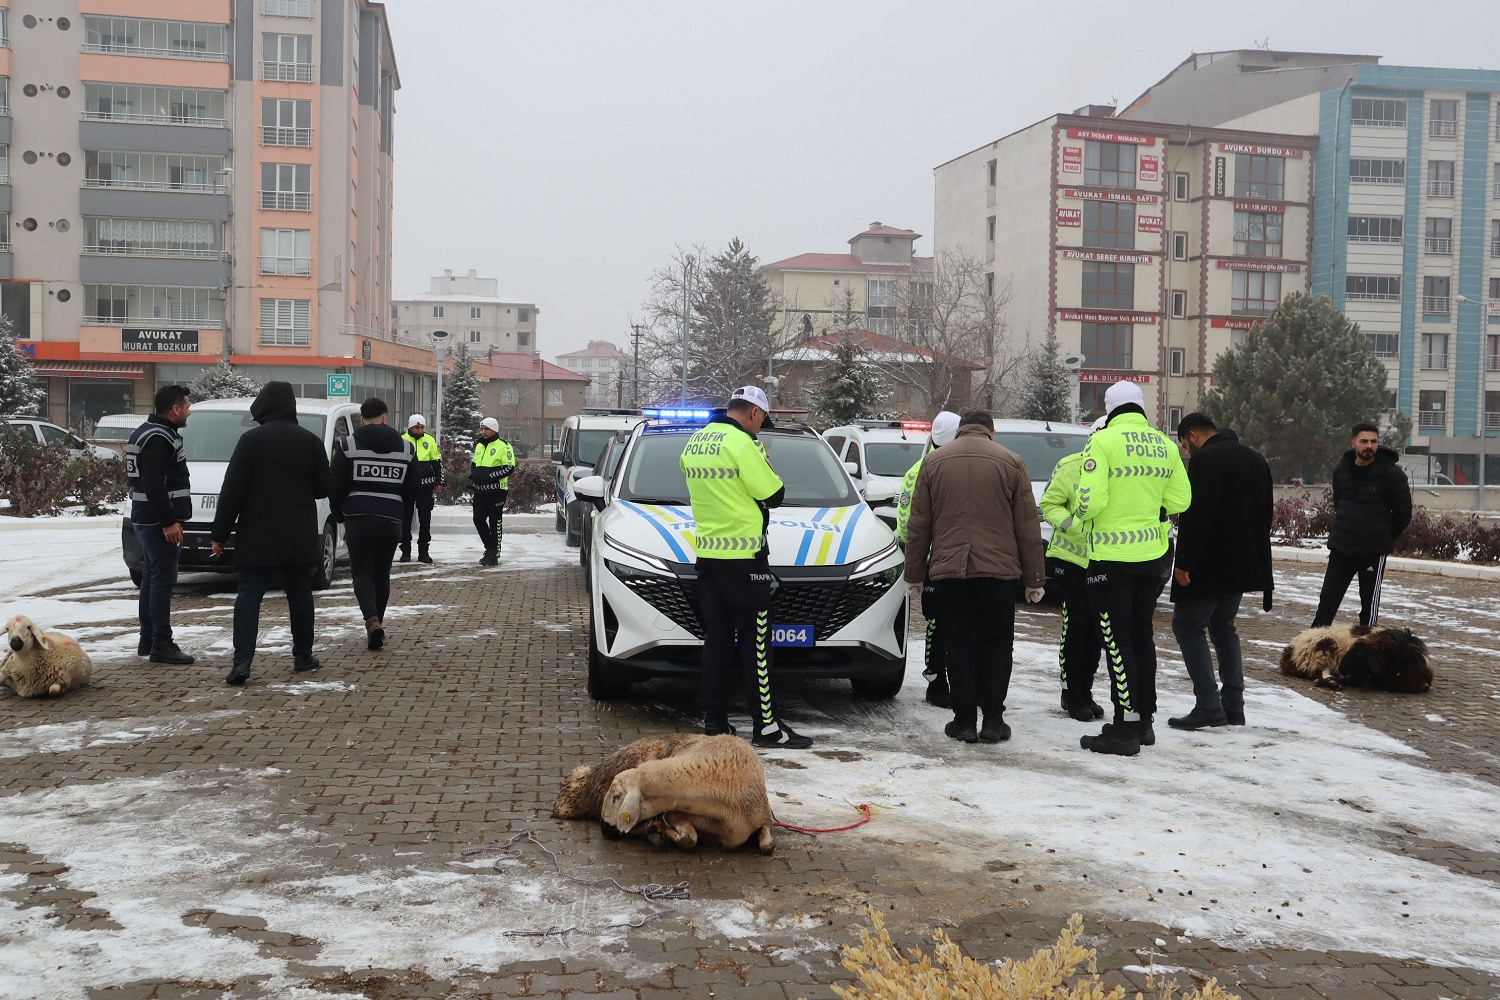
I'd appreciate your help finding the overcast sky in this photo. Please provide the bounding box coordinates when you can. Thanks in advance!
[381,0,1491,359]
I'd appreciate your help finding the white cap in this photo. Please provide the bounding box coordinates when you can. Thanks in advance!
[480,417,500,433]
[408,413,426,429]
[930,411,961,446]
[729,385,770,412]
[1103,380,1146,415]
[1090,415,1107,434]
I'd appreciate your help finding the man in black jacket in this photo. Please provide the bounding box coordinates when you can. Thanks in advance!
[1167,413,1274,730]
[1311,422,1412,628]
[211,382,332,686]
[127,384,195,665]
[331,398,415,651]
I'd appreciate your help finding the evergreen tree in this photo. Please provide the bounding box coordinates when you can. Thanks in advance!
[0,313,45,417]
[1200,292,1391,481]
[187,359,264,401]
[810,335,890,427]
[441,343,484,447]
[685,238,777,400]
[1014,329,1072,422]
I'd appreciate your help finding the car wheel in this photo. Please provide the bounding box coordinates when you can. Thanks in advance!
[586,604,630,700]
[564,501,582,548]
[311,519,338,590]
[850,663,905,700]
[129,568,144,588]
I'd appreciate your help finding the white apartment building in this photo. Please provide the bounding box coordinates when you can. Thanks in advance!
[555,339,629,407]
[392,269,537,355]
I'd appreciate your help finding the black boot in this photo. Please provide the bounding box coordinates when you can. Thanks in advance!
[1081,721,1140,756]
[149,641,194,665]
[226,662,250,686]
[417,551,434,564]
[944,719,978,743]
[1225,710,1246,726]
[1063,694,1103,722]
[365,617,385,651]
[1167,706,1229,731]
[1139,719,1156,747]
[704,716,736,737]
[978,717,1011,743]
[137,636,152,656]
[752,719,812,749]
[925,681,951,708]
[479,551,498,567]
[398,548,411,563]
[293,654,321,673]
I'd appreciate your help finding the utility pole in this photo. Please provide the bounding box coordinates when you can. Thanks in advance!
[680,258,694,406]
[631,323,644,408]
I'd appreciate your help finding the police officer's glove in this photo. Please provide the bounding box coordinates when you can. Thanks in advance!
[1025,587,1045,604]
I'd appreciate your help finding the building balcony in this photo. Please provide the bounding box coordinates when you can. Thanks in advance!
[1488,352,1500,372]
[1425,236,1452,255]
[259,255,311,276]
[1427,180,1454,198]
[263,0,315,16]
[260,125,313,147]
[1421,353,1448,371]
[260,61,314,83]
[82,111,227,129]
[83,244,221,260]
[83,177,219,194]
[260,190,312,212]
[0,173,9,186]
[84,314,208,330]
[1348,234,1403,245]
[1423,295,1451,313]
[1428,120,1458,139]
[1418,411,1447,429]
[1351,117,1404,128]
[1492,239,1500,258]
[82,42,228,63]
[1487,412,1500,431]
[0,241,11,253]
[0,105,9,117]
[1346,291,1401,302]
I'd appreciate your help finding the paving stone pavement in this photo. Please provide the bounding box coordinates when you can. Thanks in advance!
[2,524,1498,1000]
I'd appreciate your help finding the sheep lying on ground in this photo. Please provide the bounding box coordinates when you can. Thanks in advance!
[553,733,775,854]
[1279,624,1432,693]
[1,615,93,698]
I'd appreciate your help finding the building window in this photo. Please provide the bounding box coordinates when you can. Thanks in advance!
[1079,384,1109,422]
[261,97,313,146]
[432,305,444,318]
[987,159,997,186]
[1427,161,1454,198]
[1169,348,1185,377]
[1422,275,1450,313]
[580,357,592,368]
[259,298,310,346]
[1081,261,1134,310]
[1350,158,1405,185]
[1429,100,1458,138]
[1080,324,1132,369]
[83,218,217,258]
[867,279,898,334]
[471,306,482,319]
[1346,275,1401,301]
[1233,154,1285,200]
[261,33,313,81]
[1231,271,1281,315]
[1351,97,1406,127]
[1421,333,1449,370]
[263,0,316,16]
[1173,172,1190,201]
[1082,201,1135,249]
[1365,332,1400,358]
[985,272,995,298]
[518,332,530,348]
[1348,215,1404,244]
[1418,390,1447,428]
[518,308,531,322]
[83,83,227,126]
[499,387,519,405]
[1084,140,1136,189]
[84,284,220,327]
[258,228,311,275]
[1168,406,1184,430]
[987,216,996,242]
[1171,232,1188,260]
[82,15,230,61]
[1491,219,1500,257]
[1233,210,1282,257]
[260,162,312,211]
[547,389,563,406]
[1170,290,1187,318]
[1424,217,1453,255]
[84,151,224,193]
[469,330,481,343]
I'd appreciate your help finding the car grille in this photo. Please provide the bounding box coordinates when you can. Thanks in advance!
[617,575,891,640]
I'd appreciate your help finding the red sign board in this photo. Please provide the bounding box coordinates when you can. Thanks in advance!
[1138,154,1160,183]
[1061,146,1083,173]
[1079,372,1153,383]
[1219,142,1305,159]
[1215,259,1302,273]
[1062,188,1163,205]
[1233,200,1285,215]
[1210,317,1260,330]
[1057,208,1082,227]
[1061,249,1156,264]
[1058,309,1160,325]
[1138,215,1163,234]
[1067,127,1157,146]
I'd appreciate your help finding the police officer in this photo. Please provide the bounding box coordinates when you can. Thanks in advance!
[680,386,811,749]
[1072,381,1191,756]
[127,384,195,665]
[331,397,416,650]
[470,417,515,566]
[400,413,443,564]
[895,411,961,708]
[1040,415,1107,722]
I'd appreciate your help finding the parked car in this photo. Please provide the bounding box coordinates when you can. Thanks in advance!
[990,418,1093,584]
[2,417,120,463]
[819,418,931,501]
[120,397,362,589]
[89,413,145,457]
[552,408,649,547]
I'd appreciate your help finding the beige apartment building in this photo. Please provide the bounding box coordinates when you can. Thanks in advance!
[392,268,538,357]
[935,110,1316,426]
[3,0,428,429]
[762,223,932,340]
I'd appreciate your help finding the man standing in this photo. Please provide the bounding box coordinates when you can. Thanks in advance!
[904,411,1046,744]
[332,398,415,651]
[1167,413,1274,731]
[894,410,961,708]
[470,417,515,567]
[126,384,195,665]
[680,386,811,749]
[1311,422,1412,628]
[211,382,332,686]
[1039,416,1106,722]
[400,414,442,564]
[1072,381,1191,756]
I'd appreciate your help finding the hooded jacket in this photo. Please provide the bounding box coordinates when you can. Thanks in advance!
[1328,445,1412,558]
[211,382,332,567]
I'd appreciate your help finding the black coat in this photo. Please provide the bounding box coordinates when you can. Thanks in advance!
[330,421,417,520]
[1328,445,1412,558]
[1171,432,1275,608]
[211,382,332,568]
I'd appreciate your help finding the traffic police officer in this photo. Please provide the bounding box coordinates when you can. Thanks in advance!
[680,386,811,749]
[400,413,443,564]
[126,384,195,665]
[470,417,515,566]
[1040,415,1107,722]
[1071,381,1191,756]
[895,410,960,708]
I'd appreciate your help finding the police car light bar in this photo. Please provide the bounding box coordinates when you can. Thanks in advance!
[581,407,643,416]
[642,407,713,421]
[854,418,932,431]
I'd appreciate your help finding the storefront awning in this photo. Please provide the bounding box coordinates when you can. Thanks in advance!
[32,362,146,380]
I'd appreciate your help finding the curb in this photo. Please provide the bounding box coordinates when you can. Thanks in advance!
[0,516,121,532]
[1271,544,1500,581]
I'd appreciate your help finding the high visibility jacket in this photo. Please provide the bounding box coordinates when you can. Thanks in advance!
[336,434,414,521]
[126,415,191,526]
[1073,411,1190,563]
[471,436,515,493]
[680,416,784,559]
[895,448,934,544]
[402,431,444,490]
[1039,451,1090,568]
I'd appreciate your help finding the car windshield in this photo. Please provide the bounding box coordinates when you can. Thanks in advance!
[993,430,1088,480]
[577,429,617,468]
[91,424,136,442]
[182,411,327,461]
[620,429,859,508]
[865,441,928,477]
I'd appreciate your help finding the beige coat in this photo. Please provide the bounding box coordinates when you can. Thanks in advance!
[903,424,1045,587]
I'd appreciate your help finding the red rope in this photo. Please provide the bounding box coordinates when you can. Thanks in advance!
[773,803,873,834]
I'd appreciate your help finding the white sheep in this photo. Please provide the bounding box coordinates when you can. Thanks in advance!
[1,615,94,698]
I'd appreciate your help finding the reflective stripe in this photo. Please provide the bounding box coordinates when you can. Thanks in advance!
[695,535,761,552]
[684,467,740,479]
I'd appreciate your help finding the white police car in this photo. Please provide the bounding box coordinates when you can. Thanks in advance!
[573,408,909,701]
[819,418,931,499]
[990,418,1092,584]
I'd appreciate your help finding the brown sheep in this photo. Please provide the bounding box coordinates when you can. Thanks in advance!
[1279,624,1432,693]
[1,615,93,698]
[551,732,704,820]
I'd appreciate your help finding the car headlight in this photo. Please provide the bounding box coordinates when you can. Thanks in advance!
[600,536,672,575]
[849,540,901,581]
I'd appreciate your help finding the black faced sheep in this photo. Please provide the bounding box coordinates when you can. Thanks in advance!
[1,615,94,698]
[1279,624,1432,693]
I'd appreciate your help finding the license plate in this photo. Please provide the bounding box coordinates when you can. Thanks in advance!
[197,494,217,510]
[771,625,814,647]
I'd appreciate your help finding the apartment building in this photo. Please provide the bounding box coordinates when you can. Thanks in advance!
[934,110,1315,426]
[555,339,629,407]
[1121,53,1500,484]
[393,269,538,355]
[479,351,587,458]
[762,223,932,339]
[3,0,426,430]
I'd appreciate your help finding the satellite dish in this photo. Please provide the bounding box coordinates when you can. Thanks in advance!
[1060,352,1086,371]
[430,330,451,342]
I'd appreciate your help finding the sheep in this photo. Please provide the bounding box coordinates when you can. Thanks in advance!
[1,615,94,698]
[1279,624,1432,693]
[551,732,705,821]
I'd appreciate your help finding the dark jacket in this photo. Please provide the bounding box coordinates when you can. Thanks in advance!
[128,413,191,527]
[1328,445,1412,558]
[330,422,417,521]
[211,382,332,567]
[903,423,1045,587]
[1171,432,1275,608]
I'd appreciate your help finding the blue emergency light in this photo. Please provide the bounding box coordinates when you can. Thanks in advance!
[642,407,713,421]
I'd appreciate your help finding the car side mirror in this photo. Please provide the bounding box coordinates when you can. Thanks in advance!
[552,450,564,463]
[843,461,859,476]
[864,476,899,505]
[573,474,607,509]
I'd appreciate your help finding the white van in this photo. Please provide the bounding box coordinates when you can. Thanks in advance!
[120,397,364,589]
[89,413,145,457]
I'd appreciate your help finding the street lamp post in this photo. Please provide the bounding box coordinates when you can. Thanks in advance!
[1455,295,1489,511]
[430,329,451,445]
[1060,352,1086,423]
[215,167,234,360]
[680,257,694,406]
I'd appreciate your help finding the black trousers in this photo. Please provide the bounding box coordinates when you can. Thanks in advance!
[1312,550,1386,628]
[401,489,436,555]
[1085,555,1170,724]
[345,516,401,622]
[473,488,507,555]
[1056,561,1103,703]
[933,578,1019,728]
[919,583,947,688]
[697,553,779,732]
[232,564,314,667]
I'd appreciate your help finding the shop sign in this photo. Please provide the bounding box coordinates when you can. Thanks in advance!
[1060,249,1156,264]
[1213,157,1226,196]
[1210,317,1260,330]
[1062,188,1162,205]
[1219,142,1305,158]
[1079,372,1152,383]
[1057,208,1082,227]
[1138,215,1163,234]
[1057,309,1159,325]
[1066,128,1157,146]
[1138,154,1160,182]
[122,329,200,353]
[1215,259,1302,273]
[1061,146,1083,173]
